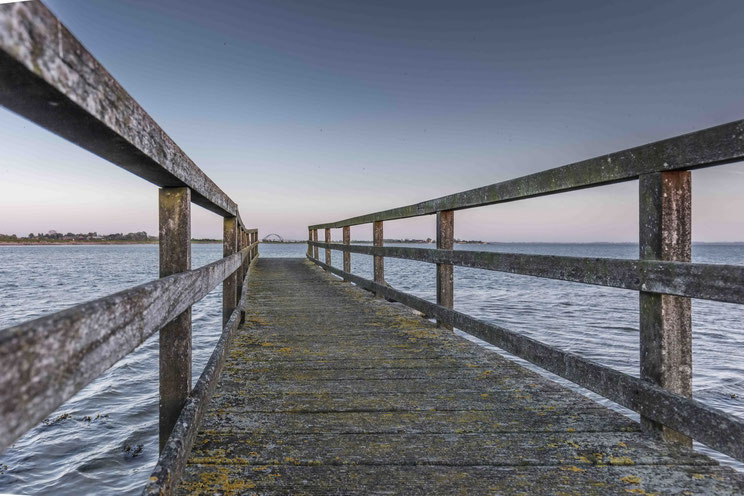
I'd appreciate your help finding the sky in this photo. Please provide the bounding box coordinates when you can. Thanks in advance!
[1,0,744,241]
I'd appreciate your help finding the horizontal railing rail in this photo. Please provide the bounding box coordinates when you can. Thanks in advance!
[0,1,239,222]
[309,119,744,230]
[0,243,255,451]
[0,3,261,491]
[308,119,744,464]
[308,242,744,305]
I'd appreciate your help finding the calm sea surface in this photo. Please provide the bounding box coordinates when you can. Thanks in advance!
[0,242,743,494]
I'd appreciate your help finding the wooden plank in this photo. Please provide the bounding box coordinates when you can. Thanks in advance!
[309,241,744,305]
[0,248,249,453]
[309,119,744,230]
[182,464,744,495]
[639,171,692,445]
[309,256,744,463]
[158,187,192,451]
[0,1,241,219]
[436,211,454,329]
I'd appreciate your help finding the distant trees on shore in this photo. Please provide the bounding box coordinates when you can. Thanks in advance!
[0,230,157,243]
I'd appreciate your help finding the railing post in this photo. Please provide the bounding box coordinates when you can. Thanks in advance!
[307,228,312,258]
[158,187,191,452]
[313,229,319,259]
[436,210,454,329]
[251,231,255,257]
[244,232,249,266]
[239,230,246,325]
[325,228,332,265]
[238,230,245,286]
[343,225,351,278]
[223,217,238,325]
[373,220,384,295]
[639,171,692,446]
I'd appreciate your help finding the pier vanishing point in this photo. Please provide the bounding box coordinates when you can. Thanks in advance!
[2,2,744,495]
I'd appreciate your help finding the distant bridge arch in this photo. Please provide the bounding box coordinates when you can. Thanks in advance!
[262,233,284,242]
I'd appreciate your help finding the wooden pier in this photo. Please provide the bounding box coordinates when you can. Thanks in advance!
[2,2,744,495]
[172,258,742,494]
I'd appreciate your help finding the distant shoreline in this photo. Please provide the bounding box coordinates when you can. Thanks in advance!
[0,240,221,246]
[3,240,742,246]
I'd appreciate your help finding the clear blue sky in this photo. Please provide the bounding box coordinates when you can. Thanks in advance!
[2,0,744,241]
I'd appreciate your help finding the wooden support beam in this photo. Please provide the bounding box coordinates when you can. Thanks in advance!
[223,217,238,326]
[436,210,454,329]
[325,228,332,265]
[313,229,319,259]
[237,231,244,293]
[246,232,251,264]
[158,187,192,452]
[343,226,351,278]
[639,171,692,446]
[373,221,384,295]
[238,231,246,324]
[307,229,312,257]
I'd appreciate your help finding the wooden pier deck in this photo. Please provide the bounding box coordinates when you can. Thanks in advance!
[176,258,744,495]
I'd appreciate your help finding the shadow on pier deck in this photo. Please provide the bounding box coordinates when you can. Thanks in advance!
[175,258,743,495]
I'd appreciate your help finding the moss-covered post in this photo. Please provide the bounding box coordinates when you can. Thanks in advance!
[436,210,454,329]
[158,186,192,452]
[343,226,351,278]
[639,171,692,446]
[373,221,384,295]
[223,217,238,325]
[312,229,319,259]
[325,228,332,265]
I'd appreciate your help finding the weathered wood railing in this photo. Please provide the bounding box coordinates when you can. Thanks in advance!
[0,1,258,492]
[308,118,744,463]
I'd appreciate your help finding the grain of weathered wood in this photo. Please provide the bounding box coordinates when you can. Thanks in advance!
[342,226,351,276]
[158,187,192,452]
[309,241,744,304]
[436,210,454,329]
[0,1,241,220]
[0,247,249,453]
[324,228,331,265]
[373,220,384,292]
[312,229,318,260]
[177,258,744,495]
[309,256,744,463]
[640,172,692,445]
[310,120,744,230]
[223,217,238,325]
